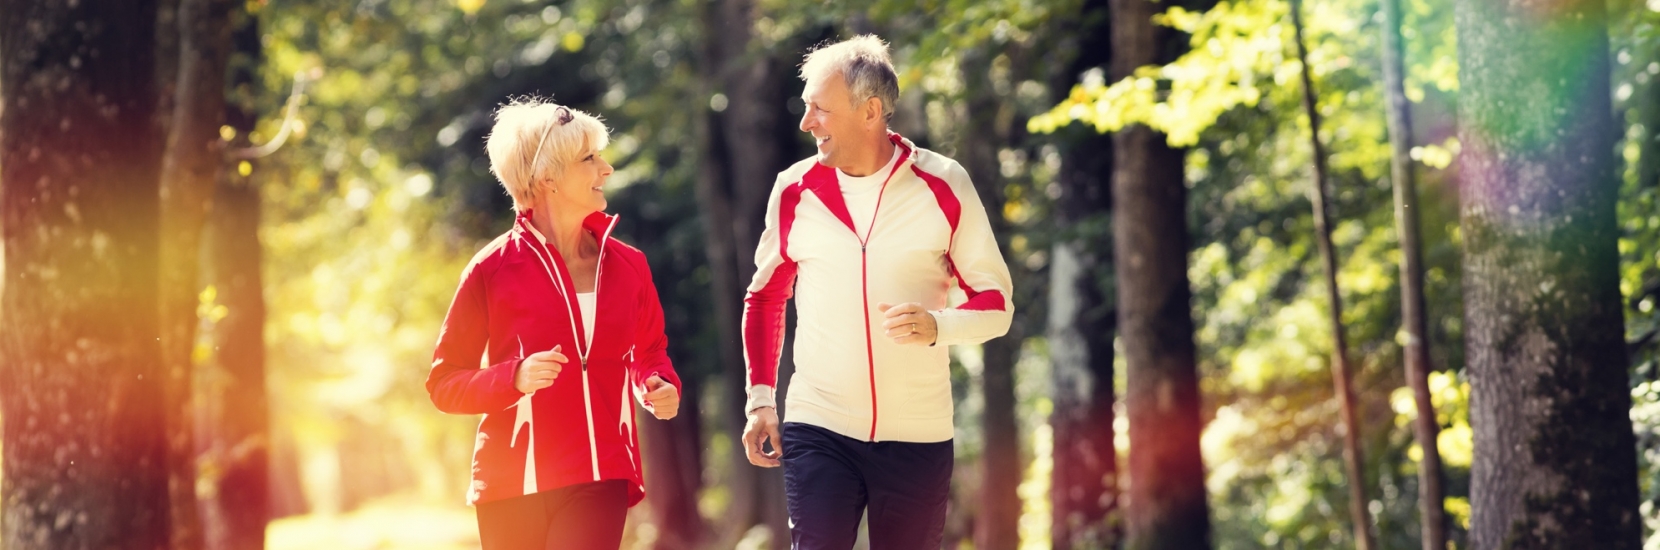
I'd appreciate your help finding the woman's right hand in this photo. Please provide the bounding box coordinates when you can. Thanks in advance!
[515,345,567,394]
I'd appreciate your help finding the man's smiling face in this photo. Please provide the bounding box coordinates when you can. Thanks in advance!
[798,71,868,171]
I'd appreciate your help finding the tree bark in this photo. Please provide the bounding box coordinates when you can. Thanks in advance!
[159,0,238,546]
[1378,0,1447,546]
[199,168,270,550]
[1288,2,1375,548]
[1453,0,1643,545]
[641,381,705,550]
[695,0,791,546]
[1047,1,1119,548]
[156,0,182,139]
[197,10,270,548]
[1110,0,1212,548]
[956,47,1023,550]
[0,0,172,547]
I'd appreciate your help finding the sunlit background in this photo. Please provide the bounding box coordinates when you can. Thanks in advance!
[183,0,1660,547]
[5,0,1660,547]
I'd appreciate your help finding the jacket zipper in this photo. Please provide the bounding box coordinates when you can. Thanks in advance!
[860,244,878,440]
[522,215,616,483]
[853,154,906,441]
[581,234,608,481]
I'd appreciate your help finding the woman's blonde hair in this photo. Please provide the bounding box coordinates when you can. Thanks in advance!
[484,98,610,212]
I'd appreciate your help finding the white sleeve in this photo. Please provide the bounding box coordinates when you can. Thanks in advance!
[931,167,1014,346]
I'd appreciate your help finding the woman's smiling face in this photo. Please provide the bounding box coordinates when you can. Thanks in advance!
[546,146,613,215]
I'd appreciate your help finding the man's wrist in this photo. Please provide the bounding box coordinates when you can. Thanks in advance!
[745,384,777,413]
[927,309,948,347]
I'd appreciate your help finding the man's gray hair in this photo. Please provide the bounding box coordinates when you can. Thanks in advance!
[800,35,899,123]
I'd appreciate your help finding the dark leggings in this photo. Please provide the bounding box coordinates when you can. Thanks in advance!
[475,480,628,550]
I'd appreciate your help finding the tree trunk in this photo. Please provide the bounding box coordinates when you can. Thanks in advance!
[641,380,705,550]
[1378,0,1447,546]
[1048,1,1119,548]
[1048,142,1119,550]
[695,0,791,546]
[199,170,271,550]
[978,335,1022,550]
[156,0,181,139]
[159,0,238,546]
[956,47,1023,550]
[198,10,270,548]
[0,0,172,547]
[1111,0,1212,547]
[1288,2,1375,548]
[1454,0,1643,545]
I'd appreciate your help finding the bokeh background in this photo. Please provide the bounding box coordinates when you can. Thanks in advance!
[3,0,1660,548]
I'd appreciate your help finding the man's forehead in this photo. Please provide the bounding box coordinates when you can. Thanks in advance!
[803,74,847,100]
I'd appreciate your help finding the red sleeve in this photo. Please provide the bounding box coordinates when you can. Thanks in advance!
[425,259,525,415]
[629,254,680,395]
[742,180,802,389]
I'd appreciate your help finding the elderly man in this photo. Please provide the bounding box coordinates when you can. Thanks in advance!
[739,35,1015,549]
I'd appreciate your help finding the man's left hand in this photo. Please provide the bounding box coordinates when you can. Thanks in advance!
[877,302,937,346]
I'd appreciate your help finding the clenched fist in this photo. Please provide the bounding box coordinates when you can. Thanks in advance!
[642,375,679,420]
[515,345,567,394]
[877,302,937,346]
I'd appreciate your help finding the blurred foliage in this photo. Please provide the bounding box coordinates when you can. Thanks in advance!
[200,0,1660,546]
[1613,0,1660,545]
[1034,0,1660,546]
[1039,0,1470,547]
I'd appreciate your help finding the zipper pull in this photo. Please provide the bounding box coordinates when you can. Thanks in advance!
[581,357,588,371]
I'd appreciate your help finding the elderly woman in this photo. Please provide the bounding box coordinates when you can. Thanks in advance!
[426,99,681,550]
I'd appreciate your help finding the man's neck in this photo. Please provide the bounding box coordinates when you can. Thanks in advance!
[838,136,896,178]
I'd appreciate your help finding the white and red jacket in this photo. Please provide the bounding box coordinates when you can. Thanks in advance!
[743,132,1014,443]
[427,210,680,507]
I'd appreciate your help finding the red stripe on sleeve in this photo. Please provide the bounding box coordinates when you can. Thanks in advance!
[917,165,1005,312]
[915,165,961,234]
[743,182,806,388]
[778,183,804,263]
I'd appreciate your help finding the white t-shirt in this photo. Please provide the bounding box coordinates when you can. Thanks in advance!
[836,147,902,240]
[576,292,596,350]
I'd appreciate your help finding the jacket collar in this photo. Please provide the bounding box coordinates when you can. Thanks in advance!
[801,132,918,234]
[514,209,619,249]
[885,131,917,167]
[810,131,916,175]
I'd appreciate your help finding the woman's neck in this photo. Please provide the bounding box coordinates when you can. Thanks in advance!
[530,204,591,260]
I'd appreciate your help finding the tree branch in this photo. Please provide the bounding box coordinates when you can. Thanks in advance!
[230,68,315,160]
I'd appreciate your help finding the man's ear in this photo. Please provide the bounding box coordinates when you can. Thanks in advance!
[864,96,885,129]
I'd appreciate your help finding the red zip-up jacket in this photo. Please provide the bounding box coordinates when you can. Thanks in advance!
[427,210,680,507]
